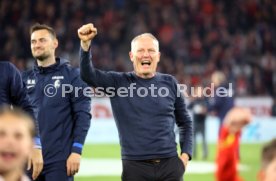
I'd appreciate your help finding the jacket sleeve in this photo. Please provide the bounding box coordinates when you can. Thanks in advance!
[173,78,193,160]
[79,47,121,89]
[9,64,41,148]
[70,68,92,155]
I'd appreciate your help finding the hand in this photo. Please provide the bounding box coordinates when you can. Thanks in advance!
[78,23,97,51]
[27,148,43,180]
[66,153,81,176]
[179,153,189,169]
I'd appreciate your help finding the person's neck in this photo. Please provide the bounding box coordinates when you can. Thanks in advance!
[135,72,155,79]
[37,56,56,67]
[1,169,22,181]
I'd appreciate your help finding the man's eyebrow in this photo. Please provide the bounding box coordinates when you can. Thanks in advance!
[31,37,47,41]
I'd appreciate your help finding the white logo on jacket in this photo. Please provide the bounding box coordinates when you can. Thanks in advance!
[26,79,36,89]
[54,79,61,89]
[52,76,64,80]
[52,75,64,89]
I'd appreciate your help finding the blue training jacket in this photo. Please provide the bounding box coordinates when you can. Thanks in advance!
[0,61,41,147]
[22,58,91,164]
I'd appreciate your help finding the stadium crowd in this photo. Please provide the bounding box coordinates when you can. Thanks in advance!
[0,0,275,96]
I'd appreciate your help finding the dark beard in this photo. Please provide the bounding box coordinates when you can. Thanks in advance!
[33,54,49,61]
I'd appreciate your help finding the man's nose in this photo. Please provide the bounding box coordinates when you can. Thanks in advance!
[33,42,42,48]
[143,51,150,57]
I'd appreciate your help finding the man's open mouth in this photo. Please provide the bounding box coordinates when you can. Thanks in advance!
[141,60,151,66]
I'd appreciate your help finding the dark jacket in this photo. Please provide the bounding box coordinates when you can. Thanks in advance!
[22,58,91,164]
[0,61,41,146]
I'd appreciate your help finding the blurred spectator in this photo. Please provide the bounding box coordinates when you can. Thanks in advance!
[188,85,208,160]
[272,97,276,117]
[208,71,234,128]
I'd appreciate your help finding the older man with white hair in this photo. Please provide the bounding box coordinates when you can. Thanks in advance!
[78,23,193,181]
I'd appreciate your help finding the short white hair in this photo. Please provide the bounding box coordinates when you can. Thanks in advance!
[131,33,159,52]
[212,71,226,83]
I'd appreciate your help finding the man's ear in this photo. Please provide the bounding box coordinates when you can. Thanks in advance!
[157,52,161,63]
[53,38,58,49]
[129,51,134,62]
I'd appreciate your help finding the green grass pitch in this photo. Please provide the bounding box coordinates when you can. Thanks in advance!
[76,143,262,181]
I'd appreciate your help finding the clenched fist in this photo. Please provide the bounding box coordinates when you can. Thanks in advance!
[78,23,97,51]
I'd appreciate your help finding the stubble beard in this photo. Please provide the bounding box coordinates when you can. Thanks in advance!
[33,53,50,62]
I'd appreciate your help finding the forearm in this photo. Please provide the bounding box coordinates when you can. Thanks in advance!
[71,96,91,154]
[79,48,97,86]
[174,79,193,159]
[179,119,193,160]
[71,125,90,154]
[71,116,91,155]
[80,47,117,89]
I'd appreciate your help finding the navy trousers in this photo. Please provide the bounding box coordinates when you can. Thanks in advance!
[27,161,73,181]
[122,156,185,181]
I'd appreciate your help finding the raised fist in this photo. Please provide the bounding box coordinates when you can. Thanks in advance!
[78,23,97,51]
[78,23,97,42]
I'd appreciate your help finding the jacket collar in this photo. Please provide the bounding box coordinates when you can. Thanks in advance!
[33,57,68,74]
